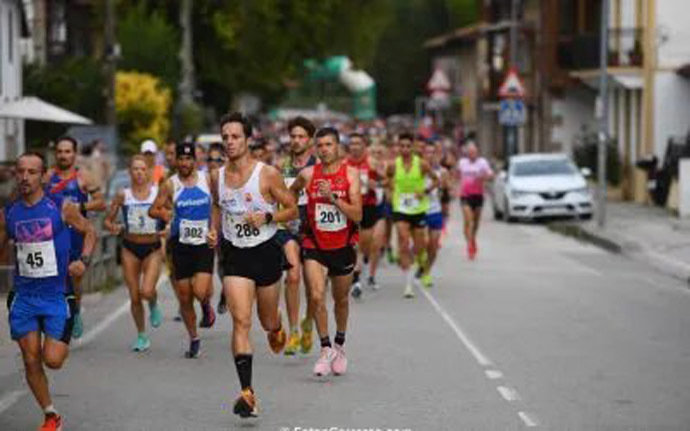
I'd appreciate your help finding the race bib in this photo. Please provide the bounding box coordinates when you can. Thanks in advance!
[360,171,369,195]
[127,205,158,235]
[180,219,208,245]
[315,203,346,232]
[399,193,420,212]
[16,241,58,278]
[285,177,308,206]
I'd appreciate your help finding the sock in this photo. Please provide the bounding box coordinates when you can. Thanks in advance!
[320,336,331,348]
[405,268,414,285]
[44,405,58,416]
[363,255,369,265]
[334,331,346,346]
[234,354,253,390]
[353,271,360,284]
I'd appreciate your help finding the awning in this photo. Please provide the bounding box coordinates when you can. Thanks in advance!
[0,97,93,124]
[571,71,643,90]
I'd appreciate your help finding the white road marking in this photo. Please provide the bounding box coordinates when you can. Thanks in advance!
[418,287,493,367]
[0,389,29,415]
[497,385,520,402]
[485,369,503,379]
[518,411,539,427]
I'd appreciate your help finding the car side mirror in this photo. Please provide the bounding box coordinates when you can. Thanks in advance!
[580,167,592,178]
[499,171,507,180]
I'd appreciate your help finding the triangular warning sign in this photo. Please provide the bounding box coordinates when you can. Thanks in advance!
[427,68,452,93]
[498,68,526,99]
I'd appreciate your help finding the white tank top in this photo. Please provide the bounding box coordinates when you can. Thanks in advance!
[218,162,277,247]
[426,167,444,215]
[123,185,160,235]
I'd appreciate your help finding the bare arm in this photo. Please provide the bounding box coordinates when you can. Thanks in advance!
[63,201,97,258]
[207,170,220,248]
[80,171,106,212]
[421,160,440,193]
[266,166,297,224]
[148,179,173,223]
[289,166,311,197]
[103,190,125,235]
[336,166,362,223]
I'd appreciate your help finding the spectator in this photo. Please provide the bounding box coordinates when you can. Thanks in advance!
[141,139,166,184]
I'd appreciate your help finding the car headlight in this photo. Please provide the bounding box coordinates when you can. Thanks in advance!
[572,187,591,196]
[510,189,533,199]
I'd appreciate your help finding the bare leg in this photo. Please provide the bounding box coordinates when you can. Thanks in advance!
[282,240,301,331]
[175,279,198,339]
[304,259,329,338]
[224,277,256,355]
[369,219,386,279]
[331,273,352,333]
[121,249,144,333]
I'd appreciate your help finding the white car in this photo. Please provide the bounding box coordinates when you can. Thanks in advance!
[492,153,593,221]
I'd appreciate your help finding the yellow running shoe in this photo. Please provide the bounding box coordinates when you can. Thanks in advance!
[300,316,313,354]
[421,273,433,289]
[267,312,286,354]
[284,330,300,356]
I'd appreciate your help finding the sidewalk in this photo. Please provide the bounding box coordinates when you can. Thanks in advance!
[549,201,690,284]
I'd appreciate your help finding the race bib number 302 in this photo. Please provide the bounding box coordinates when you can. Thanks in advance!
[180,219,208,245]
[315,203,346,232]
[17,241,58,278]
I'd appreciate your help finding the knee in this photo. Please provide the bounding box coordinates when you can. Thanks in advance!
[310,290,325,308]
[232,316,251,334]
[286,269,300,286]
[140,288,156,301]
[43,355,66,370]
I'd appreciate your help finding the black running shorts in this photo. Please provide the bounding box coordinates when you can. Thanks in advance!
[220,236,284,287]
[171,238,215,281]
[302,246,356,277]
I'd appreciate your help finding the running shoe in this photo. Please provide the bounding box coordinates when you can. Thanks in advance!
[233,388,258,418]
[468,242,477,260]
[351,282,362,299]
[332,344,348,376]
[149,303,163,328]
[267,314,286,354]
[421,273,433,289]
[71,311,84,339]
[403,284,415,299]
[184,338,201,358]
[300,317,314,354]
[313,346,336,376]
[284,330,300,356]
[199,301,216,328]
[367,276,379,291]
[217,295,227,315]
[39,413,62,431]
[471,238,478,256]
[132,333,151,352]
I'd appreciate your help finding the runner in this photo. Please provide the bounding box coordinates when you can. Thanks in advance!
[47,136,106,340]
[366,142,389,289]
[457,141,494,259]
[382,138,398,264]
[104,155,165,352]
[346,132,381,297]
[420,141,450,287]
[290,127,361,377]
[387,133,438,298]
[2,152,96,431]
[280,116,319,355]
[209,112,297,418]
[141,139,166,185]
[149,142,215,358]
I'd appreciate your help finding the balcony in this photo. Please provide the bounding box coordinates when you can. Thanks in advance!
[557,28,644,71]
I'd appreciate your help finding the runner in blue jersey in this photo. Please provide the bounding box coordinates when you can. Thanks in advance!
[47,136,106,340]
[2,152,96,431]
[150,142,216,358]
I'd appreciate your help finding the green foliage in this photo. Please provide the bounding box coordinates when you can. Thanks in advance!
[117,2,180,91]
[178,101,204,138]
[573,136,622,185]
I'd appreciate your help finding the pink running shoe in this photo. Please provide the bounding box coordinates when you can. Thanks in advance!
[332,344,348,375]
[313,347,336,376]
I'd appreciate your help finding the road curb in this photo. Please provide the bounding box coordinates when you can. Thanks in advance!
[547,222,623,254]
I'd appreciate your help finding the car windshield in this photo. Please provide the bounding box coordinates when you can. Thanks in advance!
[512,159,576,177]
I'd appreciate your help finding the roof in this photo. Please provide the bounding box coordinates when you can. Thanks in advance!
[0,97,93,124]
[424,23,484,49]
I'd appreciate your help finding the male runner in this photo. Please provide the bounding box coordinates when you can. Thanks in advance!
[457,141,494,259]
[290,127,361,377]
[48,136,106,339]
[421,141,450,287]
[3,152,96,431]
[209,112,297,418]
[387,133,438,298]
[150,142,215,358]
[346,132,380,297]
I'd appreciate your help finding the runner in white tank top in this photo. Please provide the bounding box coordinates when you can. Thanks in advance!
[207,112,298,419]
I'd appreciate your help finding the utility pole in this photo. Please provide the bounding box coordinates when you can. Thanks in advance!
[504,0,520,158]
[597,0,610,227]
[178,0,195,105]
[104,0,118,132]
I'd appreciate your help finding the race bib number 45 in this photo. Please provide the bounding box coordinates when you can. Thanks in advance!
[17,241,58,278]
[315,203,346,232]
[180,219,208,245]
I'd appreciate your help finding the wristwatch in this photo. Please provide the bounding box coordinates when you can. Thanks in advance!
[264,212,274,224]
[331,193,339,203]
[79,255,92,267]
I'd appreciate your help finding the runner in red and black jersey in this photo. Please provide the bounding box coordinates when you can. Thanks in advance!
[290,127,362,377]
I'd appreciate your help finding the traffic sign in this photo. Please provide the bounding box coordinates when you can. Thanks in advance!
[499,99,526,126]
[498,68,526,99]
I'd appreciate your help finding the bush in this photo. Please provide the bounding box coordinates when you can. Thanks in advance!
[573,133,621,185]
[115,71,172,154]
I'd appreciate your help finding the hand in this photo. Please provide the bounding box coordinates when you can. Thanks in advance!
[108,223,123,235]
[317,180,332,199]
[207,229,218,248]
[245,211,266,229]
[68,260,87,278]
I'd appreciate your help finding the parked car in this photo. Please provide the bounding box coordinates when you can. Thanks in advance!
[492,153,593,222]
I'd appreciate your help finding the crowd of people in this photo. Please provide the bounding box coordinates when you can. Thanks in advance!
[0,113,495,429]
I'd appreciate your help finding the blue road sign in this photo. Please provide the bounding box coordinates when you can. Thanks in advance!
[499,99,526,126]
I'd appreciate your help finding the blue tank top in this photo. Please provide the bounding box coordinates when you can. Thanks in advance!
[170,173,211,245]
[48,170,88,259]
[5,195,70,295]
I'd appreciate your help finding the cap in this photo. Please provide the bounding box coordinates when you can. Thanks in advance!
[176,142,196,158]
[140,139,158,154]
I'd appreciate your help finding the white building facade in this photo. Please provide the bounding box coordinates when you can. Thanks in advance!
[0,0,24,161]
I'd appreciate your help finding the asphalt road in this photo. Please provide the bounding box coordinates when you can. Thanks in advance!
[1,209,689,430]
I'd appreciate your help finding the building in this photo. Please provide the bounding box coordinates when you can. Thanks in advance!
[0,0,25,161]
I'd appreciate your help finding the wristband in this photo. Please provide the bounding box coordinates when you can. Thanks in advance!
[264,212,274,224]
[79,202,87,213]
[79,255,92,267]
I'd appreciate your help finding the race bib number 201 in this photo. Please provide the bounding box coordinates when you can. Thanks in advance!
[17,241,58,278]
[315,203,346,232]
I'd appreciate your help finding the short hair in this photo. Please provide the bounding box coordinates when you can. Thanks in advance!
[55,136,78,152]
[208,142,225,154]
[288,116,315,138]
[349,132,366,143]
[17,151,47,172]
[315,127,340,144]
[130,154,148,166]
[398,132,414,142]
[251,138,267,151]
[219,112,252,138]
